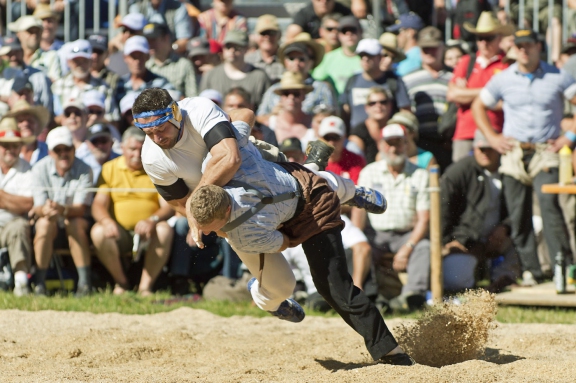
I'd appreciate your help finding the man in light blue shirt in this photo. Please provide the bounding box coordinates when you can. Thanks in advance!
[387,13,424,77]
[473,29,576,284]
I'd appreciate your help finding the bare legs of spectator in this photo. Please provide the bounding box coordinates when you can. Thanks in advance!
[90,221,129,294]
[138,222,173,296]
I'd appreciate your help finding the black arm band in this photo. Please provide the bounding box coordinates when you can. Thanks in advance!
[204,121,236,151]
[154,178,189,201]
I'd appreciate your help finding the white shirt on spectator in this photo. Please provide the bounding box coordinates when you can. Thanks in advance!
[0,158,33,228]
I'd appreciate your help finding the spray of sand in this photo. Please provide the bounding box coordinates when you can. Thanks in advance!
[394,289,498,367]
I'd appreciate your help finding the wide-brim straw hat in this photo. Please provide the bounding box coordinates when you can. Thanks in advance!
[273,72,314,95]
[463,11,514,37]
[0,117,36,144]
[378,32,407,62]
[278,32,325,69]
[4,99,50,129]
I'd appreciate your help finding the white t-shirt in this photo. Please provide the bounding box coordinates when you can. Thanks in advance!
[142,97,230,191]
[0,158,33,228]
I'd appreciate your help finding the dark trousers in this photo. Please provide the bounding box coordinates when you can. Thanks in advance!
[502,170,571,280]
[302,227,398,360]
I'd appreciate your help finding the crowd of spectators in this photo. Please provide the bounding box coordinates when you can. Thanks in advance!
[1,0,576,312]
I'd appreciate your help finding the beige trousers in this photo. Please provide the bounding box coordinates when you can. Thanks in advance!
[0,217,32,270]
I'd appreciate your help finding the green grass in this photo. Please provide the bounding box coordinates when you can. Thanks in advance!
[0,290,575,324]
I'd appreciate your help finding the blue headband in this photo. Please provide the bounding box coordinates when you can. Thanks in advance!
[133,104,175,129]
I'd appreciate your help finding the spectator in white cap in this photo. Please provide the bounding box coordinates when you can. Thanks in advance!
[108,13,148,76]
[34,5,63,52]
[76,123,120,184]
[130,0,194,53]
[319,115,366,186]
[8,16,61,82]
[199,89,223,106]
[30,126,94,297]
[144,22,198,98]
[52,39,120,125]
[353,122,431,312]
[116,36,175,106]
[341,38,411,129]
[61,98,89,148]
[119,92,139,133]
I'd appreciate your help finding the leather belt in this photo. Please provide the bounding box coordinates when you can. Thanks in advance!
[519,142,536,151]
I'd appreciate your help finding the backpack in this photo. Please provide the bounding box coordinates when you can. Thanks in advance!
[453,0,493,43]
[437,53,476,140]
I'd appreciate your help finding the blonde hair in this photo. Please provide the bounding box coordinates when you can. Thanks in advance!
[366,86,393,103]
[187,185,230,226]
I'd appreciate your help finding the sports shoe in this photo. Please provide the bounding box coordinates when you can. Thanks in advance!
[342,186,387,214]
[75,284,92,298]
[34,284,47,296]
[13,283,30,297]
[247,277,305,323]
[304,140,334,171]
[378,353,416,366]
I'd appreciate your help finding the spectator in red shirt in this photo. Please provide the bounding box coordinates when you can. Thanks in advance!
[319,115,366,184]
[446,12,514,162]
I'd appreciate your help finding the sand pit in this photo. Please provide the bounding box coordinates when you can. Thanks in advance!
[1,295,575,383]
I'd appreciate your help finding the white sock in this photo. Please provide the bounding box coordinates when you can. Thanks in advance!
[318,171,356,202]
[304,163,320,172]
[14,270,28,287]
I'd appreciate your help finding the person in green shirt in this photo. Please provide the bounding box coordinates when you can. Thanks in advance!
[312,15,362,96]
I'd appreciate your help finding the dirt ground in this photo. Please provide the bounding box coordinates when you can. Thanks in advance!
[1,297,576,383]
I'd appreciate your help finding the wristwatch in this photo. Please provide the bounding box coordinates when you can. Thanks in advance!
[405,241,416,249]
[172,43,179,51]
[149,215,160,223]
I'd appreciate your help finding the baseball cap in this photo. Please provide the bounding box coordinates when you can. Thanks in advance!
[7,16,43,33]
[82,90,106,109]
[67,39,92,60]
[199,89,223,105]
[46,126,74,150]
[0,36,22,55]
[87,124,112,142]
[88,34,108,52]
[223,30,248,47]
[514,29,539,45]
[187,36,210,57]
[255,14,280,34]
[124,36,150,55]
[12,76,33,94]
[63,98,86,112]
[386,13,424,32]
[473,129,491,148]
[338,15,361,32]
[283,42,311,57]
[356,38,382,56]
[388,111,419,134]
[143,22,171,39]
[279,137,303,153]
[418,26,443,48]
[120,13,147,31]
[381,123,406,140]
[120,92,139,114]
[318,116,346,138]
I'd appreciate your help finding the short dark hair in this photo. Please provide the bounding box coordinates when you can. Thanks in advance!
[132,88,173,115]
[225,87,252,104]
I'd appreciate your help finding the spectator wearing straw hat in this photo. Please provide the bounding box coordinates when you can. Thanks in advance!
[144,23,198,98]
[33,5,64,52]
[8,16,61,82]
[52,39,120,124]
[130,0,193,53]
[312,15,363,96]
[108,13,148,76]
[245,15,284,83]
[257,32,336,118]
[353,123,430,311]
[285,0,351,41]
[259,72,313,144]
[3,99,50,166]
[90,127,174,295]
[447,11,513,163]
[116,36,175,106]
[341,38,411,129]
[378,32,407,72]
[388,110,436,170]
[386,12,424,77]
[0,37,54,112]
[0,117,35,296]
[30,126,94,297]
[199,30,271,108]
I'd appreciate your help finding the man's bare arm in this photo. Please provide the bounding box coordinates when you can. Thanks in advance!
[0,191,33,215]
[446,82,481,105]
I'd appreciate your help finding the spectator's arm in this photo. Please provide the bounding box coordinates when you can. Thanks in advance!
[91,191,113,224]
[348,135,365,153]
[472,93,513,154]
[446,82,481,105]
[285,24,303,43]
[0,191,33,216]
[569,0,576,9]
[351,241,371,289]
[154,196,175,222]
[351,207,366,230]
[408,209,429,248]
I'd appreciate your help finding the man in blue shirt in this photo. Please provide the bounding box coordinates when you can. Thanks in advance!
[387,12,424,77]
[473,29,576,284]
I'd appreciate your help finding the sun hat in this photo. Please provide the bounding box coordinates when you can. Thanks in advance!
[4,100,50,128]
[378,32,406,62]
[273,72,314,95]
[463,11,514,37]
[0,117,35,144]
[278,32,325,69]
